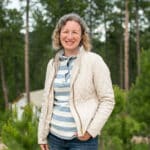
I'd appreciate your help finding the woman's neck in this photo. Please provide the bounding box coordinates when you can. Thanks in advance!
[64,48,79,57]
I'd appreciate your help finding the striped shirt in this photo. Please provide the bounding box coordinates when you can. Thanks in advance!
[50,55,77,140]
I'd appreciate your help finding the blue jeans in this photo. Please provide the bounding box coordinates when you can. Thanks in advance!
[47,133,98,150]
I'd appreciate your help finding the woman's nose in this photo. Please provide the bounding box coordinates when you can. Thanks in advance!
[68,32,73,38]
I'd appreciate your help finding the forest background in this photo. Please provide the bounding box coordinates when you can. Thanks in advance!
[0,0,150,150]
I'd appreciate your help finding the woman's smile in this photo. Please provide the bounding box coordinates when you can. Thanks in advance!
[60,20,82,56]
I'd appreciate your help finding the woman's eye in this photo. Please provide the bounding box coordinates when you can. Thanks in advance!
[63,31,68,33]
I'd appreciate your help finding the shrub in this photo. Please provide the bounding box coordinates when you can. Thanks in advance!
[128,50,150,135]
[1,105,40,150]
[100,85,141,150]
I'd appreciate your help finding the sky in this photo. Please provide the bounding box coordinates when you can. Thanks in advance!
[6,0,35,33]
[6,0,21,10]
[6,0,106,40]
[6,0,148,41]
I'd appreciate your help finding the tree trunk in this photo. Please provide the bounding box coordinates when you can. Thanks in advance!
[25,0,30,103]
[124,0,129,90]
[88,0,93,37]
[104,10,107,60]
[119,37,124,89]
[0,59,9,110]
[135,0,140,76]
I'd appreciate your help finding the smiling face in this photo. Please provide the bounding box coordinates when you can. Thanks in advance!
[60,20,82,56]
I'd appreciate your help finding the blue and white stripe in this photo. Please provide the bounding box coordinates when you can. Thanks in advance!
[50,55,77,140]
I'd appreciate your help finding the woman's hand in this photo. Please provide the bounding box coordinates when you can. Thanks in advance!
[40,144,49,150]
[77,131,91,141]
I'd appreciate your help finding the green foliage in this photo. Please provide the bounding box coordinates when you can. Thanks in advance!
[101,86,142,149]
[131,144,150,150]
[112,85,126,115]
[1,105,40,150]
[0,110,11,136]
[39,0,87,26]
[0,1,24,108]
[128,49,150,135]
[101,136,123,150]
[0,0,150,149]
[29,10,53,90]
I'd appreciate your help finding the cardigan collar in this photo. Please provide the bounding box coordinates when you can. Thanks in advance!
[53,46,86,86]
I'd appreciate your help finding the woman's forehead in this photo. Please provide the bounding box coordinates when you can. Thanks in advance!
[60,20,83,32]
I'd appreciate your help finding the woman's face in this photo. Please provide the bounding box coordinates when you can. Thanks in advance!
[60,20,82,55]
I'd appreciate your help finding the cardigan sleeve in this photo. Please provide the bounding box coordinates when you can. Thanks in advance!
[87,55,115,137]
[38,59,53,144]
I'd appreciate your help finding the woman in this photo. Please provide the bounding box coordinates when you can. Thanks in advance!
[38,13,115,150]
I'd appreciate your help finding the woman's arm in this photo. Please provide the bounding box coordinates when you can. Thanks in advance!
[87,55,115,137]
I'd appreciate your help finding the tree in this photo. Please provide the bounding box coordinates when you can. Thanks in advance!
[124,0,130,90]
[128,49,150,135]
[0,59,9,110]
[92,0,114,56]
[29,9,53,90]
[101,86,141,149]
[39,0,87,26]
[138,0,149,51]
[0,0,9,110]
[1,105,40,150]
[28,0,88,90]
[25,0,30,103]
[0,0,23,110]
[135,0,140,76]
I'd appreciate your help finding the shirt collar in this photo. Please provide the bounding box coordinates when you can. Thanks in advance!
[59,52,77,61]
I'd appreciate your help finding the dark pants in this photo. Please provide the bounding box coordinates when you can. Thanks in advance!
[47,133,98,150]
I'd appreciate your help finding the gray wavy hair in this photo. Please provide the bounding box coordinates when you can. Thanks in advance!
[52,13,91,51]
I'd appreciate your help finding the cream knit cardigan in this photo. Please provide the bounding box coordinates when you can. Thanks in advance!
[38,47,115,144]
